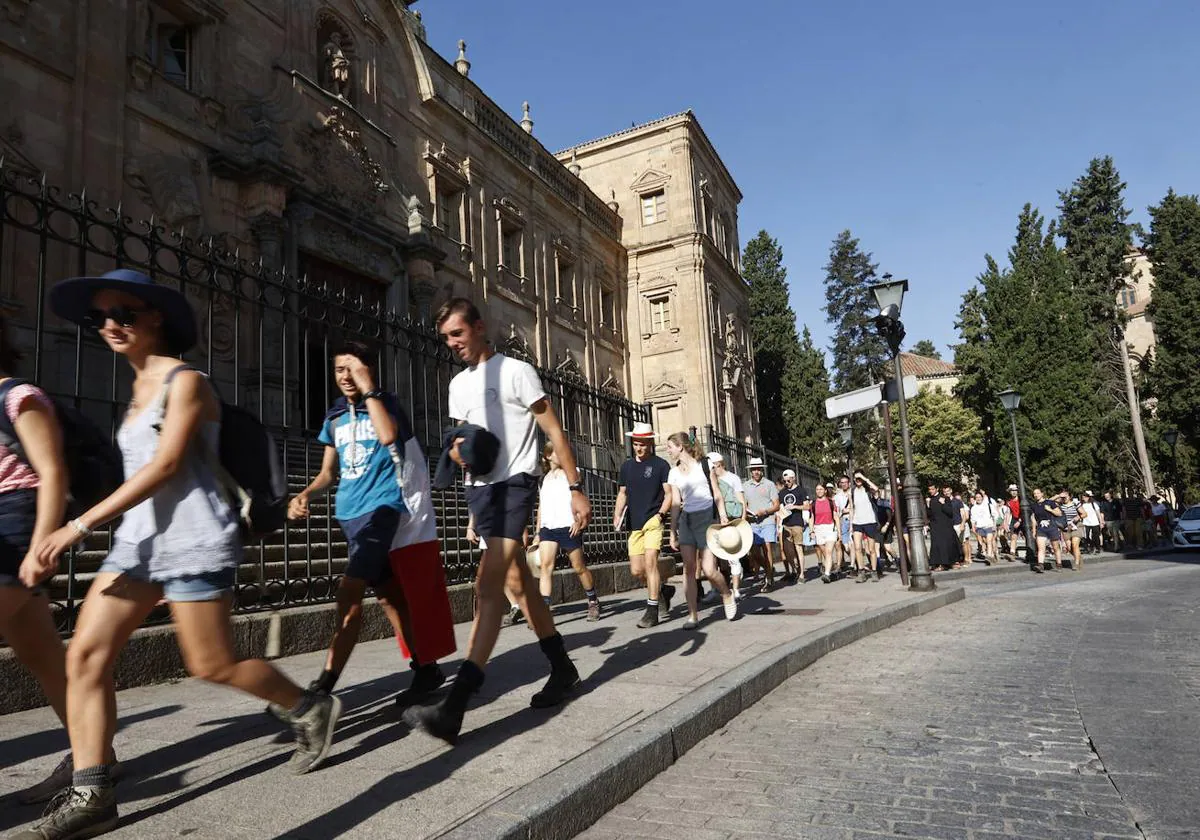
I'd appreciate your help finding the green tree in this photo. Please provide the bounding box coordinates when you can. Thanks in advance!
[953,205,1100,492]
[822,230,888,392]
[744,230,805,454]
[889,388,983,488]
[910,339,941,359]
[789,326,834,471]
[1144,190,1200,498]
[1057,156,1152,493]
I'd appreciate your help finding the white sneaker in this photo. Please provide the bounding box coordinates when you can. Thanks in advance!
[723,597,739,621]
[733,589,744,602]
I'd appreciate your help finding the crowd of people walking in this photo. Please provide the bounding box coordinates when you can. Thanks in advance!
[0,273,1182,839]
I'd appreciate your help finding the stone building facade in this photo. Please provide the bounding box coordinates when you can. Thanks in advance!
[1122,249,1156,366]
[558,113,758,442]
[0,0,755,448]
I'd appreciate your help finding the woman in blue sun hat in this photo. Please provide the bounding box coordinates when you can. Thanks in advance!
[13,270,340,840]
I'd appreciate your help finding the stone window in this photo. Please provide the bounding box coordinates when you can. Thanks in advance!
[149,7,193,89]
[556,254,576,307]
[641,190,666,225]
[648,294,671,333]
[435,187,463,242]
[501,225,522,276]
[600,287,615,329]
[1121,288,1137,307]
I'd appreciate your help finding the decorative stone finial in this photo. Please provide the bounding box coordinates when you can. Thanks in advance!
[520,101,533,134]
[455,39,470,77]
[607,188,619,213]
[568,148,581,176]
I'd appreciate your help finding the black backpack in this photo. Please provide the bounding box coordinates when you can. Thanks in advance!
[154,366,287,541]
[0,378,125,517]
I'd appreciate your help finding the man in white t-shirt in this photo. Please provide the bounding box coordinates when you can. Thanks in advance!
[833,475,853,571]
[404,298,591,746]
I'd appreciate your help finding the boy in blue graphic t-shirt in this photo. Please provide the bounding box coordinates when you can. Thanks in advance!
[283,341,444,706]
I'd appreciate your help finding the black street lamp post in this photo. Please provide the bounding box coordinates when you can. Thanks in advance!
[1164,428,1179,509]
[839,419,854,478]
[869,276,934,591]
[997,388,1036,566]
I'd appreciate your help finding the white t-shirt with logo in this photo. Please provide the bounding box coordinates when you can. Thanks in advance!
[668,463,714,513]
[447,353,546,485]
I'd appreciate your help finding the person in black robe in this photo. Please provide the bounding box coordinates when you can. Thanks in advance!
[927,483,961,571]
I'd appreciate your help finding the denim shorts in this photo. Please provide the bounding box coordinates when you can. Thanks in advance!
[0,489,36,588]
[342,505,402,586]
[96,558,237,602]
[751,519,777,545]
[539,526,582,551]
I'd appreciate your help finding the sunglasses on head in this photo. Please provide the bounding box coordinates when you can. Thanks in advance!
[83,305,148,329]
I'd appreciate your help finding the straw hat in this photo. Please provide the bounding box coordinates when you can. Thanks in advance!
[706,518,754,562]
[625,421,657,440]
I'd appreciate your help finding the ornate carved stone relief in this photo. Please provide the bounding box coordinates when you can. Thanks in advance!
[555,350,587,385]
[296,105,390,214]
[1,0,32,24]
[125,152,205,232]
[499,323,535,364]
[600,366,625,397]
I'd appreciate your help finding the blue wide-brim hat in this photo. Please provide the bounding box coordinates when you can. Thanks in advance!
[49,269,197,353]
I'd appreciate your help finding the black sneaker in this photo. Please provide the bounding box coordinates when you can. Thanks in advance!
[531,661,580,708]
[503,605,523,626]
[659,584,675,620]
[11,785,118,839]
[288,692,342,774]
[872,570,882,582]
[821,573,831,584]
[395,663,447,707]
[267,679,327,722]
[402,700,464,746]
[636,605,659,628]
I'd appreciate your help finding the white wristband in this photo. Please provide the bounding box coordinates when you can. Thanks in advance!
[70,518,92,538]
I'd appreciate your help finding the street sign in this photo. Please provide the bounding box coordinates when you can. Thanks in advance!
[883,375,919,403]
[824,383,884,420]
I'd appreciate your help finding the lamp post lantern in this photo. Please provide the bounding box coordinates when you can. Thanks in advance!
[868,276,934,591]
[839,419,854,477]
[997,388,1036,566]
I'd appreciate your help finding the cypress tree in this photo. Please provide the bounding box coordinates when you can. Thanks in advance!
[790,326,834,471]
[744,230,803,454]
[909,339,941,359]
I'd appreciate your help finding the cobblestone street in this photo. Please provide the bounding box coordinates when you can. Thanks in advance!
[583,556,1200,840]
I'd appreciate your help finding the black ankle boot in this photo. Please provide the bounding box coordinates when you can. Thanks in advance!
[401,662,483,745]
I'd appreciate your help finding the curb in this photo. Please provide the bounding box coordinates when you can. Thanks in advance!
[934,549,1127,582]
[437,586,965,840]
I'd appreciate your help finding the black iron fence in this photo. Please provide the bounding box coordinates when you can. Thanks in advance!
[694,425,821,492]
[0,161,649,634]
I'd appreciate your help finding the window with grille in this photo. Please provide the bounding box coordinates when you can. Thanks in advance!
[502,226,522,274]
[649,294,670,332]
[437,189,463,241]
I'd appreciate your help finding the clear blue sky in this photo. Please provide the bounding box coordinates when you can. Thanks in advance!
[421,0,1197,365]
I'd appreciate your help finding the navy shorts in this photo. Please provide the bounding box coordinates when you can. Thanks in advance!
[342,506,402,586]
[1037,525,1061,542]
[467,473,538,542]
[852,522,879,541]
[538,526,582,551]
[0,489,36,588]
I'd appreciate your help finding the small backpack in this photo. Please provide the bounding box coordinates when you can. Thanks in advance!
[717,475,745,519]
[0,378,125,517]
[153,366,287,541]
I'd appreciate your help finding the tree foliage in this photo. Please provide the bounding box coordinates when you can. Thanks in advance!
[889,387,983,488]
[1144,190,1200,498]
[910,339,941,359]
[1057,157,1143,489]
[744,230,831,463]
[953,205,1101,493]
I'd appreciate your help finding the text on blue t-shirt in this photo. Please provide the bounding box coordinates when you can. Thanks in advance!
[318,403,407,521]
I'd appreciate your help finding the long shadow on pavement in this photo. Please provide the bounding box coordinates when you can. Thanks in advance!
[266,620,711,839]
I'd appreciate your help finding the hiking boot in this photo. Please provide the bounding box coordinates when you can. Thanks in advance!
[17,754,124,806]
[402,700,464,746]
[586,599,601,622]
[659,584,675,620]
[10,785,118,839]
[288,692,342,775]
[395,663,447,707]
[821,573,831,584]
[871,570,882,582]
[503,604,523,626]
[530,661,580,709]
[636,605,659,628]
[855,570,868,583]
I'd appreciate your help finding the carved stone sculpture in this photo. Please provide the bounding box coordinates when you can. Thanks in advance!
[322,34,352,100]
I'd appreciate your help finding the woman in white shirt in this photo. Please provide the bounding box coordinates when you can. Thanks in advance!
[1078,491,1102,559]
[532,443,601,622]
[968,490,998,565]
[665,432,737,629]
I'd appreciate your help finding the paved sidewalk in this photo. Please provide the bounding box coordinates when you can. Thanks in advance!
[1,564,953,840]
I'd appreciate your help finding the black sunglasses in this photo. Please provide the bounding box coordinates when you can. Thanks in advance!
[83,305,148,329]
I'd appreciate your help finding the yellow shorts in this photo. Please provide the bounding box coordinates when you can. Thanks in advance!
[628,515,664,556]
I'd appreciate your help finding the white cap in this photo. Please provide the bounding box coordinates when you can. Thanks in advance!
[706,452,724,465]
[782,469,796,479]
